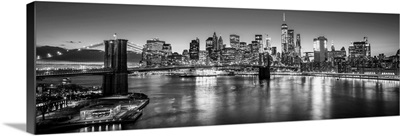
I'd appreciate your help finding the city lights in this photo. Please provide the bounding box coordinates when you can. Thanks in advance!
[32,3,400,134]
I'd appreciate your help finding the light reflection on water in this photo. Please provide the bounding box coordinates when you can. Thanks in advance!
[78,124,122,132]
[58,75,398,132]
[126,75,398,129]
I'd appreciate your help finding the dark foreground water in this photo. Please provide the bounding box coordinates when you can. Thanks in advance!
[40,75,399,132]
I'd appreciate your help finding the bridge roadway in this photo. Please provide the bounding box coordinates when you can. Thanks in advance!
[36,65,299,77]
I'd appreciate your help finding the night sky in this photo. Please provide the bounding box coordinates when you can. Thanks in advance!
[36,2,399,56]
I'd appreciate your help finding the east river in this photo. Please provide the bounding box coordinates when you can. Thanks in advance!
[39,75,399,132]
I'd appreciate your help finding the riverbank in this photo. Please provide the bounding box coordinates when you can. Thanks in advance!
[36,97,149,134]
[130,71,399,81]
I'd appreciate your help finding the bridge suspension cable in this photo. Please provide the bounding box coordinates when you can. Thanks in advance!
[38,41,143,60]
[127,42,143,49]
[127,42,143,54]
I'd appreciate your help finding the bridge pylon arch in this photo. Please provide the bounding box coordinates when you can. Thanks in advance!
[102,39,129,96]
[258,53,272,81]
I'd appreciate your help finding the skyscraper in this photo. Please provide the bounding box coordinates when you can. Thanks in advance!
[169,52,183,65]
[348,37,371,59]
[327,44,346,62]
[287,29,295,53]
[251,41,260,64]
[142,38,167,66]
[230,34,240,49]
[255,34,263,53]
[281,13,288,54]
[251,41,260,53]
[206,37,214,58]
[182,49,189,62]
[313,36,328,63]
[271,47,277,56]
[239,42,247,51]
[207,32,221,62]
[162,43,172,56]
[161,43,172,66]
[279,13,301,66]
[238,42,247,63]
[281,13,290,65]
[295,34,301,57]
[218,36,224,50]
[265,35,272,54]
[212,32,218,50]
[221,47,237,64]
[199,50,208,65]
[189,38,200,60]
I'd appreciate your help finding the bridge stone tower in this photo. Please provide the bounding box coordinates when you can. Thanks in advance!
[258,53,272,80]
[103,39,128,96]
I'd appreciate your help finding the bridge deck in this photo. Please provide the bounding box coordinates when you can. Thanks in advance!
[36,65,299,77]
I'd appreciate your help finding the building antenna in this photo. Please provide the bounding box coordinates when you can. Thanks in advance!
[283,12,285,22]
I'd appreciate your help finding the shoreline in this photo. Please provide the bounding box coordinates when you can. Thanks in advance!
[36,98,150,134]
[132,72,400,81]
[236,72,399,81]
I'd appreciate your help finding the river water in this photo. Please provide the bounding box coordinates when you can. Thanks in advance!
[40,75,399,132]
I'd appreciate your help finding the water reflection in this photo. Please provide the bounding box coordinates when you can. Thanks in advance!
[64,75,398,132]
[78,124,122,132]
[194,77,217,125]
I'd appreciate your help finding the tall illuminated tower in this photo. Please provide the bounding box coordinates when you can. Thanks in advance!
[206,37,214,61]
[313,36,328,63]
[265,35,272,54]
[217,36,224,62]
[281,13,289,65]
[281,13,288,54]
[212,32,218,50]
[287,29,295,54]
[218,35,224,50]
[295,34,301,57]
[189,38,200,60]
[255,34,263,53]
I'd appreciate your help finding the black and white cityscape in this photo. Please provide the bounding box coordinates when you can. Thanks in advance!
[34,2,399,134]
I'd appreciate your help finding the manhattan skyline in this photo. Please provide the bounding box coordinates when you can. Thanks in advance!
[36,2,399,56]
